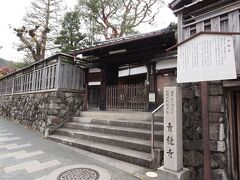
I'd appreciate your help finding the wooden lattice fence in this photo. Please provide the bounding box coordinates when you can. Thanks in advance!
[106,84,148,111]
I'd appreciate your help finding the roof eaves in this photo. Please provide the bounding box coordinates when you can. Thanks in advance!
[74,28,174,55]
[169,0,182,10]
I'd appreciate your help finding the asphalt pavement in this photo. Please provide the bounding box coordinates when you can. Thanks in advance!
[0,117,157,180]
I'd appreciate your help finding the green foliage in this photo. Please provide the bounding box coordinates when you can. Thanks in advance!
[54,11,89,53]
[168,22,177,31]
[168,22,178,40]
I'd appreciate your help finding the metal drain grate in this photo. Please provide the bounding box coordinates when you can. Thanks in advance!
[57,168,100,180]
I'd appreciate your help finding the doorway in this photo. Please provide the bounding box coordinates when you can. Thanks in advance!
[88,85,101,110]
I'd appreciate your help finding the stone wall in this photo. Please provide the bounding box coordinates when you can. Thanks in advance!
[0,91,86,133]
[182,82,228,180]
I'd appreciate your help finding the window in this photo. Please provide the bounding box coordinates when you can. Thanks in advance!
[220,14,229,32]
[13,76,22,93]
[190,25,197,36]
[204,20,211,31]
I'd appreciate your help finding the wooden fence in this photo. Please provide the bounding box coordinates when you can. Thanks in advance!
[0,54,85,95]
[106,84,148,111]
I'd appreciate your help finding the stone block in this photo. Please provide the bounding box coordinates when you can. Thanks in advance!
[209,96,224,113]
[44,128,49,138]
[211,154,226,169]
[59,109,68,116]
[39,127,45,134]
[187,122,202,140]
[47,116,60,125]
[47,109,60,116]
[210,141,226,152]
[183,98,200,113]
[209,113,224,123]
[210,123,220,141]
[157,166,190,180]
[208,84,223,96]
[74,110,81,116]
[56,92,65,98]
[183,150,203,167]
[212,169,227,180]
[65,93,73,98]
[183,139,202,151]
[208,123,225,142]
[193,85,201,97]
[50,97,62,103]
[66,97,74,103]
[49,103,61,110]
[182,89,194,99]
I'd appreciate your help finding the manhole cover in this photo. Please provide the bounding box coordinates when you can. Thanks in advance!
[57,168,100,180]
[46,164,111,180]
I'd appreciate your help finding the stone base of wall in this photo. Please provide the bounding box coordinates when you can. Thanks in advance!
[182,82,228,180]
[0,91,86,133]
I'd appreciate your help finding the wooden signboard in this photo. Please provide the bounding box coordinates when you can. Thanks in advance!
[177,33,237,83]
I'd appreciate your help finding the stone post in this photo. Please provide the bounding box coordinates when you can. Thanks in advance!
[157,86,190,180]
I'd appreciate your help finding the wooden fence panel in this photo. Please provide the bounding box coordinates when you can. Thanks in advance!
[58,63,85,91]
[0,54,86,95]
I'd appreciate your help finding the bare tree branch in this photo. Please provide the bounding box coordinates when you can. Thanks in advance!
[14,0,64,61]
[77,0,164,40]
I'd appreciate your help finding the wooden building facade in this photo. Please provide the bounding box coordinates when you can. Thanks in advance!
[75,29,177,111]
[169,0,240,179]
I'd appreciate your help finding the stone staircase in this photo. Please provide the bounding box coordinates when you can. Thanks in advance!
[48,111,164,168]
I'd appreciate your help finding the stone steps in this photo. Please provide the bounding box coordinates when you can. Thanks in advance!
[80,111,163,121]
[63,122,163,141]
[48,134,152,167]
[72,117,164,130]
[48,111,164,168]
[56,128,163,153]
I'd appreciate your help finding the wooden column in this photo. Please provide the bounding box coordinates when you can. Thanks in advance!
[100,64,107,110]
[201,82,212,180]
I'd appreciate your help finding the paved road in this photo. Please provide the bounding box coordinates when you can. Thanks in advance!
[0,117,153,180]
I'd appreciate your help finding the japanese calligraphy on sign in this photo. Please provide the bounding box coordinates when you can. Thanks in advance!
[177,34,237,83]
[164,87,183,172]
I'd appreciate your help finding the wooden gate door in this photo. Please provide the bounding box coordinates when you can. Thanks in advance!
[228,90,240,180]
[106,84,148,111]
[88,86,101,110]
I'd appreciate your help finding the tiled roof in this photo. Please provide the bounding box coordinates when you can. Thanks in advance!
[74,28,174,54]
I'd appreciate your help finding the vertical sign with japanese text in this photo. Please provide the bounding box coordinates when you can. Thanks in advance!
[164,87,183,172]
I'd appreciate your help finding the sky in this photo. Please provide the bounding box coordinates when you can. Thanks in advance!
[0,0,176,62]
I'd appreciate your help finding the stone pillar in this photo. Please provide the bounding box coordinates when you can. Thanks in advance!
[157,86,190,180]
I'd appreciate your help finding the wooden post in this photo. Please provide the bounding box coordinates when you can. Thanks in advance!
[100,64,107,110]
[55,57,61,90]
[201,81,212,180]
[32,65,36,91]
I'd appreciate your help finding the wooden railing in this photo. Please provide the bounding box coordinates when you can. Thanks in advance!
[0,54,85,95]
